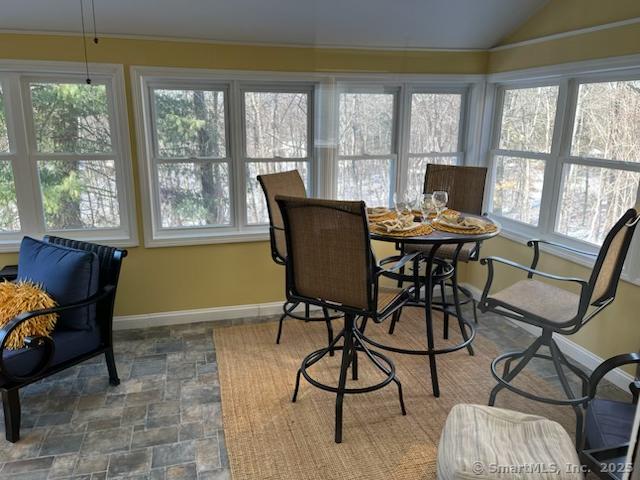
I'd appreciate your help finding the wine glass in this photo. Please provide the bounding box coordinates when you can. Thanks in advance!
[392,192,404,215]
[420,193,434,223]
[433,190,448,221]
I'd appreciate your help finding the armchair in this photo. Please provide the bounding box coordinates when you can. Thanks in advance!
[478,207,640,447]
[1,236,126,442]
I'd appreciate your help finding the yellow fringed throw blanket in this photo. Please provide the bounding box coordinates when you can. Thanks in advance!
[0,280,57,350]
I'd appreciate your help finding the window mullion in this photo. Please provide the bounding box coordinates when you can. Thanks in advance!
[396,85,410,199]
[538,79,571,237]
[230,80,244,229]
[9,74,44,236]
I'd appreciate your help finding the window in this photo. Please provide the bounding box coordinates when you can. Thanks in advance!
[405,91,465,198]
[242,88,312,224]
[490,86,559,226]
[0,84,20,233]
[487,74,640,280]
[134,68,475,245]
[0,65,135,250]
[557,80,640,244]
[150,86,231,228]
[336,89,397,207]
[136,72,316,244]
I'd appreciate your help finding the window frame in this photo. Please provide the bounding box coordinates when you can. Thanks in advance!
[0,61,137,252]
[133,67,323,246]
[132,67,484,247]
[239,83,315,226]
[484,62,640,285]
[147,80,235,231]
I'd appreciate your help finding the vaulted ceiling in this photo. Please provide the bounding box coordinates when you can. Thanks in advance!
[1,0,547,50]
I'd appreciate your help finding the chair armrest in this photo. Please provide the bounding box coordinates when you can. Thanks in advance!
[482,256,588,286]
[0,265,18,281]
[0,285,116,383]
[377,251,421,274]
[588,352,640,400]
[527,239,597,276]
[478,256,588,311]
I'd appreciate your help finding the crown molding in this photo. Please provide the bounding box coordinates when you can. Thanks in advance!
[491,16,640,52]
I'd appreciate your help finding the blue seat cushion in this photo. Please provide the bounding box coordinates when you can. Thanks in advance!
[0,328,101,386]
[17,237,99,331]
[585,398,636,449]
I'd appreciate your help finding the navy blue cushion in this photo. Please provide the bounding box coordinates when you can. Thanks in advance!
[585,398,636,449]
[0,328,101,386]
[17,237,99,331]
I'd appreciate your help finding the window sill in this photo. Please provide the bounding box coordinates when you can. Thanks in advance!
[144,230,270,248]
[0,235,139,254]
[496,228,640,288]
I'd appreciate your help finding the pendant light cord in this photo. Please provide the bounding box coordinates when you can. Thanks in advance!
[80,0,91,84]
[91,0,99,44]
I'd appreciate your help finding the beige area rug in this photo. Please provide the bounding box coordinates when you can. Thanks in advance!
[214,309,577,480]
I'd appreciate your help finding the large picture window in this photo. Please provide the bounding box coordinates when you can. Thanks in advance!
[0,65,135,250]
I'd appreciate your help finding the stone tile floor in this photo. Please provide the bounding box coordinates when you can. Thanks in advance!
[0,305,630,479]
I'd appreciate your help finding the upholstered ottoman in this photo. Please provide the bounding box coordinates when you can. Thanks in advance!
[437,404,583,479]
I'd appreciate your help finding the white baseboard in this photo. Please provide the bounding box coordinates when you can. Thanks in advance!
[114,288,634,392]
[460,282,635,392]
[113,300,316,330]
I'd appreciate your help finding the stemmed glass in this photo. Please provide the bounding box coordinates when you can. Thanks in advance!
[393,192,411,216]
[419,193,434,224]
[432,190,448,221]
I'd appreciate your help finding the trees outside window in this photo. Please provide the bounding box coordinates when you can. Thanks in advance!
[489,79,640,249]
[0,67,134,249]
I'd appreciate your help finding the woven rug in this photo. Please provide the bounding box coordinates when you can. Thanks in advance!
[213,308,576,480]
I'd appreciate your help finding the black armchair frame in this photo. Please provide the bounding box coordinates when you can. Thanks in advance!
[479,209,640,449]
[0,236,127,442]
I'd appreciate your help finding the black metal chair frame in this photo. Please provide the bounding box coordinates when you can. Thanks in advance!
[479,209,640,448]
[373,244,477,398]
[578,352,640,453]
[0,236,126,442]
[277,196,419,443]
[257,174,341,350]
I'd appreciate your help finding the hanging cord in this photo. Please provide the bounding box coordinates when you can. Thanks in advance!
[80,0,91,84]
[91,0,99,44]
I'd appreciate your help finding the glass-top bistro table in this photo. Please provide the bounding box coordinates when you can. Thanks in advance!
[368,213,501,397]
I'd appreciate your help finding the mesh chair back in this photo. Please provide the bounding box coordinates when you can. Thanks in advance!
[276,196,373,311]
[257,170,307,262]
[588,208,639,306]
[424,164,487,215]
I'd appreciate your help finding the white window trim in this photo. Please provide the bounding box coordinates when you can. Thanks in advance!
[131,66,484,247]
[482,55,640,286]
[0,60,138,253]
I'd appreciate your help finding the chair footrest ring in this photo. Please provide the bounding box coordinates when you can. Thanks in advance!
[299,346,397,395]
[490,351,589,406]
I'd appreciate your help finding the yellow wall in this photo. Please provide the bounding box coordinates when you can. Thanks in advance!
[0,33,486,316]
[490,0,640,72]
[500,0,640,44]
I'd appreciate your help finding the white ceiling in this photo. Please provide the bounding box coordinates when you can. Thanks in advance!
[1,0,547,50]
